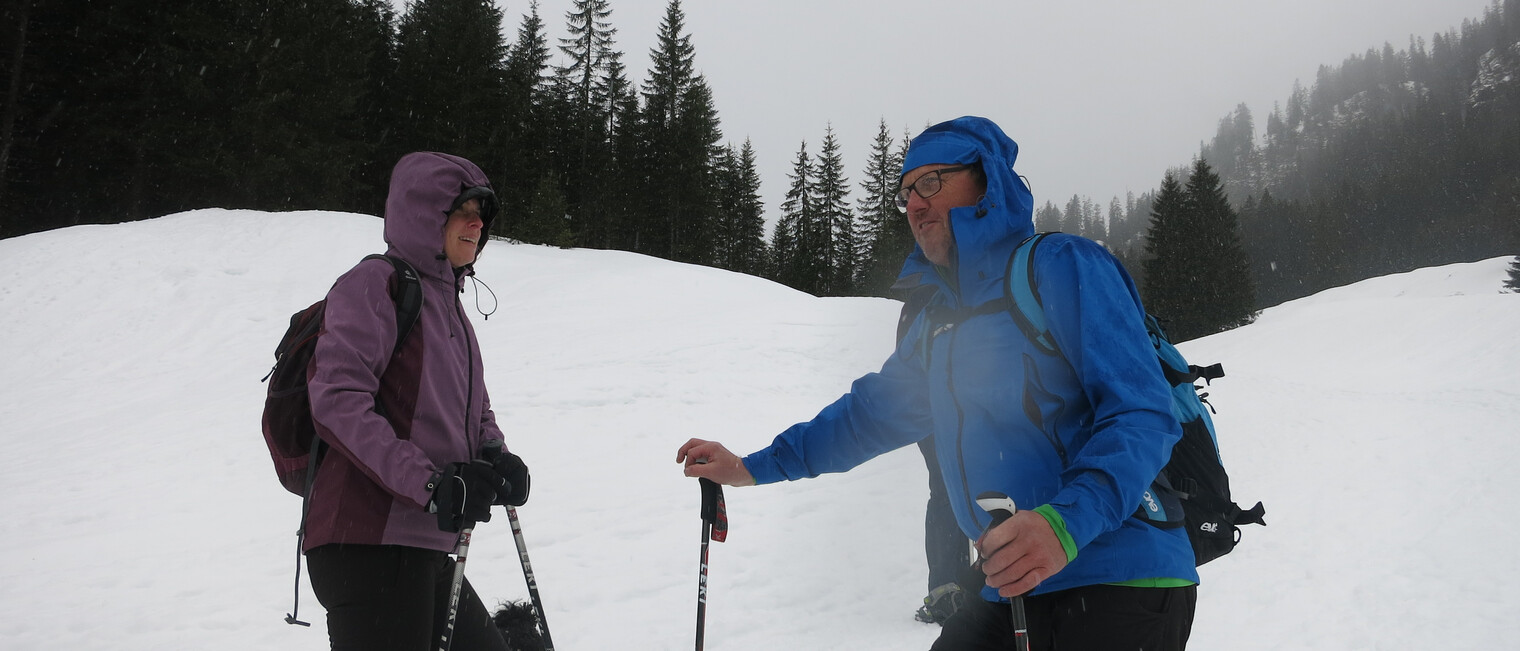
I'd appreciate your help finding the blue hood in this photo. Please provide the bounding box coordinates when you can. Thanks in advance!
[898,116,1037,306]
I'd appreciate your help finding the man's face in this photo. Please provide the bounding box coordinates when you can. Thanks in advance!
[444,198,484,268]
[900,164,983,267]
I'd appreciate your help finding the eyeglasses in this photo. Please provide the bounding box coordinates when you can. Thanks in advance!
[895,165,972,213]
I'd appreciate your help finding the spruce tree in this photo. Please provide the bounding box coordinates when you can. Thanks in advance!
[711,145,739,268]
[772,141,817,293]
[1034,202,1062,233]
[856,119,910,296]
[390,0,508,167]
[813,126,856,296]
[1141,172,1192,327]
[1061,195,1084,234]
[639,0,721,263]
[1186,158,1257,334]
[1506,256,1520,293]
[603,62,645,251]
[558,0,616,113]
[720,139,767,275]
[520,172,574,248]
[556,0,618,244]
[1142,161,1258,341]
[497,3,553,240]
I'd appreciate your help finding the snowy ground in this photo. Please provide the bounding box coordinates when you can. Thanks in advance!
[0,209,1516,649]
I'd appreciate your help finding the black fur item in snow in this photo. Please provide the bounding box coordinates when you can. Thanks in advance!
[493,600,546,651]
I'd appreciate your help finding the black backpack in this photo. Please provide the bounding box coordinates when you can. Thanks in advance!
[259,254,422,626]
[896,233,1265,566]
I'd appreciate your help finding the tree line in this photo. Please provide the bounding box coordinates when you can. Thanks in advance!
[1054,0,1519,313]
[0,0,768,273]
[2,0,1514,331]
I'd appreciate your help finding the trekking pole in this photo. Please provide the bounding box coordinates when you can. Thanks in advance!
[506,504,556,651]
[438,439,503,651]
[695,477,728,651]
[975,491,1030,651]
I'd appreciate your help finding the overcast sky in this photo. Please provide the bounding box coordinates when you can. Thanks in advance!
[457,0,1495,221]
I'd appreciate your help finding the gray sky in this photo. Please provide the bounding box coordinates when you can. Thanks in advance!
[479,0,1494,222]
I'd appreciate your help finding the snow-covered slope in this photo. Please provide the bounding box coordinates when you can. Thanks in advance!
[0,210,1515,649]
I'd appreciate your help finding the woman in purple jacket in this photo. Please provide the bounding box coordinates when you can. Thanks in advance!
[305,152,528,651]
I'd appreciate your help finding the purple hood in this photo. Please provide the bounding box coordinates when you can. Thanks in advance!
[383,151,497,285]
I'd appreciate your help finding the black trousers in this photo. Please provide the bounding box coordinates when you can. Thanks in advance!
[931,584,1196,651]
[308,544,509,651]
[919,435,972,591]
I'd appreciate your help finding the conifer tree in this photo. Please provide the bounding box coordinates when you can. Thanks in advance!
[813,125,856,296]
[558,0,616,113]
[1034,201,1062,233]
[1061,195,1084,234]
[1186,158,1257,331]
[1142,160,1257,341]
[1141,173,1193,330]
[390,0,508,167]
[1506,256,1520,293]
[639,0,721,263]
[556,0,619,244]
[603,61,645,251]
[856,119,910,296]
[772,141,817,292]
[520,172,574,248]
[717,139,767,275]
[496,3,553,240]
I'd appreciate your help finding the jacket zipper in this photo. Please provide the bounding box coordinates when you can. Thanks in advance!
[453,289,477,455]
[945,324,985,532]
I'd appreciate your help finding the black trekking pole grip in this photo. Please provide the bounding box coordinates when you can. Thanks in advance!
[975,491,1030,651]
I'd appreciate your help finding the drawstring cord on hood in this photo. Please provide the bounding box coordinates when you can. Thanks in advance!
[467,275,498,320]
[438,251,500,320]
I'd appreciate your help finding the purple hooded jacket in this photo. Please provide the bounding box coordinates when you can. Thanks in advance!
[304,152,504,553]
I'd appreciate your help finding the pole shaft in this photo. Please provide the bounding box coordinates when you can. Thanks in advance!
[696,522,711,651]
[508,506,555,651]
[1011,596,1030,651]
[438,528,473,651]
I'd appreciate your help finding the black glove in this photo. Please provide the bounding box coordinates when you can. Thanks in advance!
[428,460,505,533]
[490,450,531,507]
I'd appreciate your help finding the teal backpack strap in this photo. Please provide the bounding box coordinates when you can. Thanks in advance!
[1003,232,1061,357]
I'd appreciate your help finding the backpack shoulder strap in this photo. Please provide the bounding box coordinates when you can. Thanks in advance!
[362,254,423,353]
[1002,232,1061,357]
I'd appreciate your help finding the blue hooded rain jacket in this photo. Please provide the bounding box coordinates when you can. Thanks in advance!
[742,116,1198,598]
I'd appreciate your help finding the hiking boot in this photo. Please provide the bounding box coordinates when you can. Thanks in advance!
[914,582,965,625]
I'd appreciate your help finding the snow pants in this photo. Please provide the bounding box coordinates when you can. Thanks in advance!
[931,583,1196,650]
[308,544,509,651]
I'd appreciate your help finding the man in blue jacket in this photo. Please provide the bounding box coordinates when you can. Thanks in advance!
[678,116,1198,649]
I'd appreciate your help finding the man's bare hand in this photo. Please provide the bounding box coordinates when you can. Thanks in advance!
[676,438,755,487]
[975,510,1068,598]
